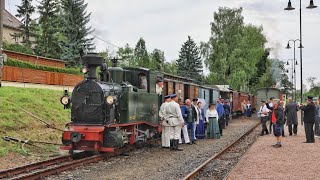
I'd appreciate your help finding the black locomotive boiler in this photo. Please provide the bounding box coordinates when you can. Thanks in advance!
[60,53,163,153]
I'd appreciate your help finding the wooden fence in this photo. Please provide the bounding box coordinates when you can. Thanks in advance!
[3,50,65,68]
[3,66,83,86]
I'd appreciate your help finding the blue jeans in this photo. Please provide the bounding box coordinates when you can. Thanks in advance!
[187,121,195,143]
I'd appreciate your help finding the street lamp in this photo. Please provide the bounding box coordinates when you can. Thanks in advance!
[285,65,295,97]
[284,0,317,125]
[285,38,301,102]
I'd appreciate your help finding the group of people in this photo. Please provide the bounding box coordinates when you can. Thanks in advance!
[159,94,231,151]
[242,100,253,118]
[258,96,320,148]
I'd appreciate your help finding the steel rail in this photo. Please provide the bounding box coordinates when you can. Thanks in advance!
[0,155,73,179]
[11,154,110,180]
[183,122,261,180]
[0,151,91,179]
[0,146,133,180]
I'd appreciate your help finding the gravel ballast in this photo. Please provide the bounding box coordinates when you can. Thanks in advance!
[47,118,259,180]
[195,125,261,179]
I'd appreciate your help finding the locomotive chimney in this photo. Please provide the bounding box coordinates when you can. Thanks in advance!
[82,53,103,79]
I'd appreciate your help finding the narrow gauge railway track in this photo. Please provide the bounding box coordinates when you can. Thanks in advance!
[183,121,261,180]
[0,147,134,180]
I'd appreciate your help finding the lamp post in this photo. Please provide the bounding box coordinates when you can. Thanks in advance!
[285,58,298,101]
[284,0,317,125]
[286,39,301,102]
[285,66,295,97]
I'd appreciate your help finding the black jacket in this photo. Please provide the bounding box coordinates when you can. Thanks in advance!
[191,105,198,122]
[300,102,316,123]
[266,104,284,125]
[274,106,284,125]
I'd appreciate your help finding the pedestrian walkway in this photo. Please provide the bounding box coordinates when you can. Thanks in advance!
[228,115,320,180]
[1,81,74,91]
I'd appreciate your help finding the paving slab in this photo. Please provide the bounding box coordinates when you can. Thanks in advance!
[228,114,320,180]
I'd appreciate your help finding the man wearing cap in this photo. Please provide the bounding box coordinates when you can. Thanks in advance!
[159,95,171,148]
[284,97,299,135]
[300,96,316,143]
[165,94,185,150]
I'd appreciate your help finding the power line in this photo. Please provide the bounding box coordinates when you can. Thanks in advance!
[92,35,121,49]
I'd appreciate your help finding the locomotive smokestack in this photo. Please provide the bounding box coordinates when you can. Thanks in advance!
[82,53,103,79]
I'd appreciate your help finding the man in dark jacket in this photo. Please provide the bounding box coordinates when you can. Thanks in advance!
[267,99,284,148]
[285,97,299,135]
[300,96,316,143]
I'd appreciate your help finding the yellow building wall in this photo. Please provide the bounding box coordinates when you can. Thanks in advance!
[3,27,35,45]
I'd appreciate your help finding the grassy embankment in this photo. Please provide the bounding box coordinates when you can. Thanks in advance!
[0,86,70,156]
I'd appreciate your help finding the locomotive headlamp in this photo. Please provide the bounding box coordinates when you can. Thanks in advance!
[106,96,114,105]
[81,67,89,74]
[60,90,71,109]
[61,96,70,105]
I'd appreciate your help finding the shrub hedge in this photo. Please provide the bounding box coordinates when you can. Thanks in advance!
[5,58,82,75]
[3,42,34,55]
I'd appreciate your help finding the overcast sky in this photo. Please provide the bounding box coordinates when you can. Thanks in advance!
[6,0,320,88]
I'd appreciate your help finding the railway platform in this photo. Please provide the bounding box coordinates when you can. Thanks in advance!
[228,113,320,180]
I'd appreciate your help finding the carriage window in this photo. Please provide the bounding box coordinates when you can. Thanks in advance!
[204,91,206,99]
[139,74,148,90]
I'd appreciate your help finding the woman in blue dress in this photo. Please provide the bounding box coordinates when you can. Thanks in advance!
[195,102,205,139]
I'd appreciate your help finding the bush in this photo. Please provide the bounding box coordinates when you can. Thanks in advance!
[5,58,82,75]
[3,42,34,55]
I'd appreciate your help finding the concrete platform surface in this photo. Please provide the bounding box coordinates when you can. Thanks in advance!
[228,116,320,180]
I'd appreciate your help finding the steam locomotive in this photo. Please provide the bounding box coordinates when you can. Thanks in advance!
[60,53,268,153]
[60,53,163,153]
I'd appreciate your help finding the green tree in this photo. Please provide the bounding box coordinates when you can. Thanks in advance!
[15,0,35,47]
[134,38,149,68]
[163,61,178,75]
[176,36,203,82]
[201,7,269,92]
[201,7,244,84]
[150,49,165,71]
[35,0,61,59]
[60,0,94,67]
[117,44,136,67]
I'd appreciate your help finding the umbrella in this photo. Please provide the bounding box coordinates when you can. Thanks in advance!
[197,98,206,108]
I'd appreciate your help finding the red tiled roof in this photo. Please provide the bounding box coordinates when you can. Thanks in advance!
[3,9,23,30]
